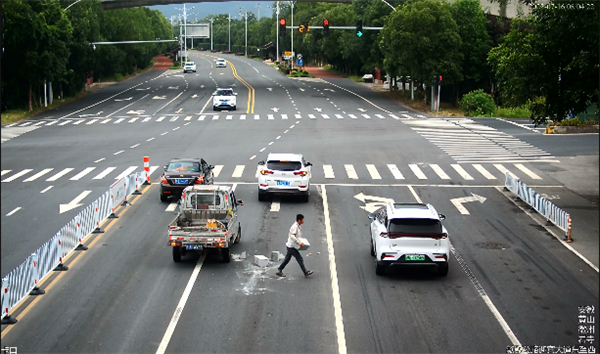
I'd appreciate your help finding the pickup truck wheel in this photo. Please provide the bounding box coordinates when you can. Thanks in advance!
[234,225,241,244]
[375,263,386,276]
[172,246,182,262]
[222,247,231,263]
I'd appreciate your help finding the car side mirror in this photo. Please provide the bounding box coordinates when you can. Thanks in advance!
[162,165,168,169]
[212,93,216,96]
[439,214,446,220]
[306,162,312,166]
[368,213,375,220]
[234,93,238,96]
[237,200,244,206]
[258,160,265,165]
[209,165,215,169]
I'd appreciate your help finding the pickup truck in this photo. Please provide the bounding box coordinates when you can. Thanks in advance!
[168,185,244,263]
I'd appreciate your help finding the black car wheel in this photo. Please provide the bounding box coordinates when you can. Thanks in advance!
[438,263,449,277]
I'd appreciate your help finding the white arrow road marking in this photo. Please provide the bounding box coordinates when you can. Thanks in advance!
[176,108,183,114]
[450,193,487,215]
[271,107,280,112]
[354,192,395,204]
[153,96,167,99]
[314,107,323,112]
[126,110,145,115]
[357,108,366,112]
[299,88,305,91]
[60,190,92,214]
[192,94,198,98]
[114,97,133,102]
[267,88,273,91]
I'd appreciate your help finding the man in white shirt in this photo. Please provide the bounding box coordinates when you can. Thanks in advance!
[276,214,313,277]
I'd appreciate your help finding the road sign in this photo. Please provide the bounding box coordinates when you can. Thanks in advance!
[297,54,302,59]
[296,58,303,66]
[284,51,292,57]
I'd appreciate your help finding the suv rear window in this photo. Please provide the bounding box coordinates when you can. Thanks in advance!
[167,162,200,172]
[388,218,442,234]
[267,161,302,171]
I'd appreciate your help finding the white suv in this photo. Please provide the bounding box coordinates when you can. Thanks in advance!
[369,203,449,276]
[257,153,312,202]
[215,58,227,68]
[212,88,237,111]
[183,62,196,73]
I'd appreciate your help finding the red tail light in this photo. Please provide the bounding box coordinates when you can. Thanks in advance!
[161,176,168,183]
[294,171,307,176]
[195,176,204,184]
[261,170,274,175]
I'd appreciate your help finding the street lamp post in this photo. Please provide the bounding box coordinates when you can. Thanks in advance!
[209,18,214,51]
[228,15,231,52]
[245,12,248,57]
[276,2,279,62]
[256,3,261,19]
[290,1,295,70]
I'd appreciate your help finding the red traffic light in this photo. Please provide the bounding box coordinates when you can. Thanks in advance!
[439,76,443,81]
[280,19,286,25]
[323,19,329,26]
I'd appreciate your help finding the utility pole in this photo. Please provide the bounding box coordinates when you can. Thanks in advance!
[256,3,261,19]
[291,1,294,70]
[245,12,248,57]
[228,14,231,52]
[209,18,214,51]
[276,1,280,62]
[183,4,187,61]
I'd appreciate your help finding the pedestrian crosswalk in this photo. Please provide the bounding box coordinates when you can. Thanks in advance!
[402,118,555,163]
[5,112,407,127]
[1,126,40,144]
[0,162,546,185]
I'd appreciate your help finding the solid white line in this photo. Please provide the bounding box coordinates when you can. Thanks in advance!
[365,164,381,179]
[408,185,422,203]
[323,165,335,179]
[451,164,474,180]
[408,164,427,180]
[2,169,33,182]
[46,168,74,181]
[165,203,178,212]
[155,256,205,354]
[514,163,542,180]
[232,165,245,178]
[93,167,117,180]
[270,201,280,212]
[69,167,96,181]
[473,164,497,180]
[23,168,54,182]
[212,165,223,178]
[321,185,348,354]
[6,207,22,216]
[344,164,358,179]
[387,164,405,179]
[40,186,53,193]
[429,164,450,180]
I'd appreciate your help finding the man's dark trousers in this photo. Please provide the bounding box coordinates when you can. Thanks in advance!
[279,247,307,273]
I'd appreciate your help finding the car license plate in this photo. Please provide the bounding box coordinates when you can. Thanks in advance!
[405,254,425,261]
[277,180,290,186]
[186,245,203,251]
[175,178,188,184]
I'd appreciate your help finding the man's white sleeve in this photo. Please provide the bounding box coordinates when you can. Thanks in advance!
[289,224,301,245]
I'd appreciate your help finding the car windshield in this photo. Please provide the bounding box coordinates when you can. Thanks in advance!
[167,162,200,172]
[217,60,225,63]
[267,161,302,171]
[185,63,194,66]
[388,218,442,234]
[216,90,233,96]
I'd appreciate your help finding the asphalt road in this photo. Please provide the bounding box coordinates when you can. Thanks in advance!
[1,52,598,354]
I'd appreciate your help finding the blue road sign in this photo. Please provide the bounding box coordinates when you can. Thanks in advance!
[297,58,303,66]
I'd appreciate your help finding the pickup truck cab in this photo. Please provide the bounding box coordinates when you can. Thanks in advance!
[168,185,243,263]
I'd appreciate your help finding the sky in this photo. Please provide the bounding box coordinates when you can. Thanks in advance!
[150,1,275,21]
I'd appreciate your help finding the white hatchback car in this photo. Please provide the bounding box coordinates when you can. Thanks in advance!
[257,153,312,202]
[215,59,227,68]
[212,88,237,111]
[183,61,196,73]
[369,202,449,276]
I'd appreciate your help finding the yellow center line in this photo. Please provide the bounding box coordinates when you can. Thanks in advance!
[0,185,152,339]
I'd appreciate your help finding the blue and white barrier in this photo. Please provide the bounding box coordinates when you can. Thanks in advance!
[1,163,152,324]
[505,172,572,242]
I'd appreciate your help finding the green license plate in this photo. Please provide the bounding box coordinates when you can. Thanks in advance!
[405,254,425,261]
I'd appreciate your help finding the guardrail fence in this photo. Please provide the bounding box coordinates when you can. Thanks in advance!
[1,157,152,325]
[504,172,572,243]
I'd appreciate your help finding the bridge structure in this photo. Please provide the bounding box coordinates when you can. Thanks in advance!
[99,0,535,19]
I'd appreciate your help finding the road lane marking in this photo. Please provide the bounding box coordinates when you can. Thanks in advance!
[40,186,53,193]
[94,158,105,163]
[2,169,33,182]
[473,164,496,179]
[114,150,124,155]
[321,185,348,354]
[1,170,11,176]
[408,164,427,179]
[46,168,74,181]
[212,165,223,177]
[366,164,382,179]
[23,168,54,182]
[114,166,137,180]
[270,200,280,212]
[69,167,96,180]
[429,164,450,180]
[323,165,335,179]
[156,255,206,354]
[451,164,474,180]
[93,167,117,180]
[131,143,140,148]
[344,164,358,179]
[6,207,21,216]
[232,165,245,178]
[147,137,155,142]
[165,203,178,212]
[387,164,405,179]
[514,163,542,180]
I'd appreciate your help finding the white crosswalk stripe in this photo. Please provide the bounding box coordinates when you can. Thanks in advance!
[170,116,179,122]
[142,117,151,122]
[430,164,451,180]
[240,115,246,120]
[93,167,117,180]
[335,114,344,119]
[23,168,54,182]
[514,163,542,180]
[473,164,496,179]
[322,114,330,119]
[268,114,274,120]
[114,118,125,124]
[254,114,260,120]
[387,164,405,179]
[409,164,427,179]
[366,164,382,179]
[58,120,71,126]
[295,114,302,119]
[86,119,99,125]
[157,116,166,122]
[255,165,262,178]
[101,118,112,124]
[212,115,219,120]
[344,164,358,179]
[1,170,12,176]
[232,165,245,178]
[70,167,96,180]
[47,168,74,181]
[282,114,288,120]
[308,114,316,119]
[45,120,58,126]
[493,164,516,179]
[213,165,224,177]
[184,116,192,121]
[323,165,335,178]
[114,166,137,180]
[349,114,357,119]
[128,118,138,123]
[199,115,206,121]
[226,115,233,120]
[362,114,370,119]
[2,169,33,182]
[451,164,474,180]
[375,114,385,119]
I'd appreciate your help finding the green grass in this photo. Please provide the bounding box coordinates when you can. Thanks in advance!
[348,75,363,82]
[494,106,531,118]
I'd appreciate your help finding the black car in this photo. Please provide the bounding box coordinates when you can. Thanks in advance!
[160,158,215,202]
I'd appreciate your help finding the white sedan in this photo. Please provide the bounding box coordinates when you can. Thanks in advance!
[212,88,237,111]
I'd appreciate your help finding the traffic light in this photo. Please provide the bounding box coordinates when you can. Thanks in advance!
[279,19,286,36]
[323,19,329,37]
[356,19,363,37]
